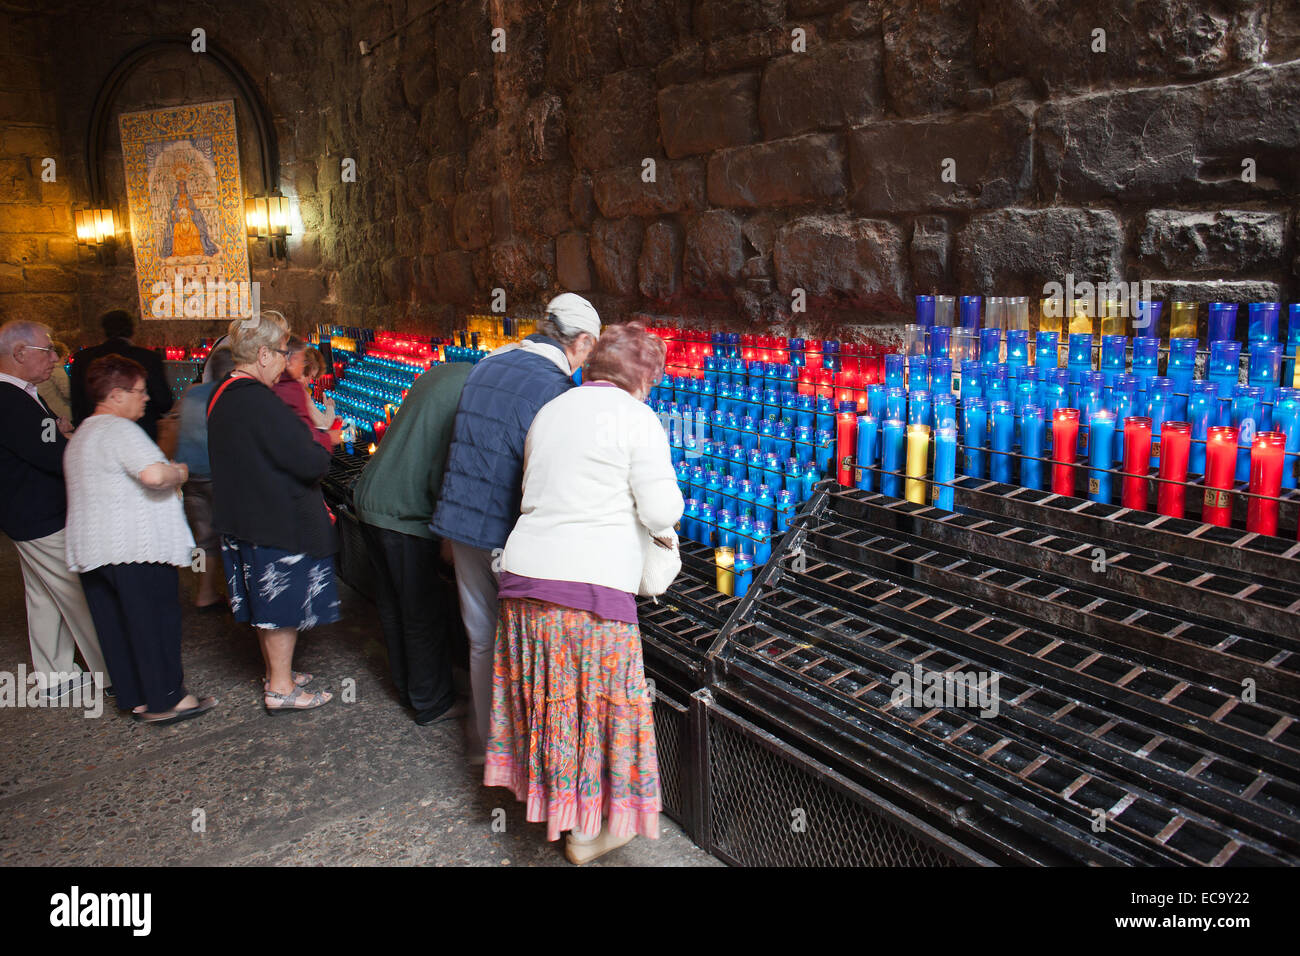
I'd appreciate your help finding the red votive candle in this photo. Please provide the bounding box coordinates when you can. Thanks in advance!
[1122,416,1153,511]
[1247,431,1286,536]
[1203,425,1238,526]
[1156,421,1191,518]
[836,403,857,487]
[1051,408,1080,496]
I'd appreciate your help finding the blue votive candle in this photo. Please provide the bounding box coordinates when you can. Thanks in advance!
[991,400,1015,484]
[1088,410,1116,503]
[1021,404,1045,490]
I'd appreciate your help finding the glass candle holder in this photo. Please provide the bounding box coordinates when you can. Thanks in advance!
[1166,337,1198,419]
[950,327,978,368]
[1202,425,1238,526]
[933,295,955,327]
[1231,384,1263,483]
[929,326,952,360]
[1038,296,1064,337]
[905,423,931,505]
[985,296,1006,330]
[1273,387,1300,491]
[1156,421,1191,518]
[1067,332,1094,382]
[836,402,857,486]
[929,357,953,396]
[1133,300,1163,337]
[915,295,936,327]
[1131,337,1160,394]
[1021,404,1045,490]
[1088,410,1116,503]
[1246,431,1286,536]
[907,354,928,393]
[1248,342,1283,432]
[881,418,905,498]
[962,398,988,478]
[934,427,957,510]
[1035,331,1060,370]
[885,353,905,389]
[1009,296,1030,331]
[1285,312,1300,387]
[904,323,928,357]
[1208,302,1239,343]
[1100,335,1127,395]
[1170,301,1198,340]
[1006,329,1030,369]
[933,393,957,432]
[908,390,932,428]
[1122,416,1153,511]
[856,414,878,491]
[959,295,982,330]
[1187,381,1217,476]
[980,328,1002,366]
[1206,339,1243,416]
[1147,376,1175,468]
[1248,302,1281,345]
[1048,408,1078,496]
[960,359,983,400]
[714,545,735,596]
[991,401,1015,484]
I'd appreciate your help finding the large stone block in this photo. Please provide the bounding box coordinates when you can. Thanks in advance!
[955,208,1124,292]
[435,249,478,303]
[707,133,845,209]
[615,0,680,67]
[510,166,574,238]
[570,172,597,227]
[1138,209,1285,275]
[452,190,493,250]
[911,215,954,293]
[882,0,980,115]
[567,70,659,170]
[977,0,1267,96]
[758,40,884,139]
[19,265,75,293]
[656,43,704,86]
[694,0,783,42]
[773,215,908,310]
[658,73,759,158]
[592,158,706,218]
[520,93,567,166]
[706,31,774,73]
[556,231,592,290]
[466,126,515,190]
[434,0,493,88]
[490,239,554,295]
[684,209,743,294]
[546,0,625,90]
[458,70,493,119]
[639,219,684,300]
[1142,279,1285,305]
[848,106,1032,213]
[0,157,39,202]
[421,202,453,254]
[1036,63,1300,202]
[427,154,465,199]
[590,217,644,295]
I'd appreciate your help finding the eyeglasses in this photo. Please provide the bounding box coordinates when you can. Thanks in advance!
[22,345,57,355]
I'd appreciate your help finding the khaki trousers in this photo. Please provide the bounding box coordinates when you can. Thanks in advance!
[12,527,108,688]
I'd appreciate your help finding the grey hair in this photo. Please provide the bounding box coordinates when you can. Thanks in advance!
[227,309,289,365]
[0,320,51,358]
[539,313,587,347]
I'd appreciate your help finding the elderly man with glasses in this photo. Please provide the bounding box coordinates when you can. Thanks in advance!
[0,319,108,702]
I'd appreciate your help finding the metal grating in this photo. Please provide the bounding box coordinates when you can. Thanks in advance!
[706,708,960,867]
[652,692,688,827]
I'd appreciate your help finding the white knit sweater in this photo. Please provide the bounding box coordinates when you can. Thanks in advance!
[501,383,684,593]
[64,415,196,572]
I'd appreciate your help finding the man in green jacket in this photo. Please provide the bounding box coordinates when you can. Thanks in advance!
[354,361,473,725]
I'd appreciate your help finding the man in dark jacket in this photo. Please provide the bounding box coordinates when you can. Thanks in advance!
[0,319,108,700]
[430,293,601,761]
[354,360,473,726]
[69,309,174,438]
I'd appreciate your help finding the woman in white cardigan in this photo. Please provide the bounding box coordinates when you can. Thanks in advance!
[486,322,683,865]
[64,353,216,725]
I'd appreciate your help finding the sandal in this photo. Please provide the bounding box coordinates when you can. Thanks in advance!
[264,685,332,715]
[262,671,313,690]
[138,696,218,726]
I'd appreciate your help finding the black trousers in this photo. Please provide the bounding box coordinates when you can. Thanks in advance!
[79,563,186,713]
[360,523,456,719]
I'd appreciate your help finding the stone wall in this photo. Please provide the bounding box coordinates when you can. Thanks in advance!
[3,0,1298,347]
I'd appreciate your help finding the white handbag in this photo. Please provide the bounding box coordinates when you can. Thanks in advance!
[638,526,682,598]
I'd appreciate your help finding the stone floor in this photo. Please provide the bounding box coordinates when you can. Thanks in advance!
[0,538,721,867]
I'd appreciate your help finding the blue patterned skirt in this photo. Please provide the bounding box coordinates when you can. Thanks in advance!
[220,535,341,630]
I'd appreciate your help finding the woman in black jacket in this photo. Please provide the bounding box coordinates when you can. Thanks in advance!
[207,311,337,714]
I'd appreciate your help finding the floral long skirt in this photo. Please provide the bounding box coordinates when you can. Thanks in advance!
[484,598,660,841]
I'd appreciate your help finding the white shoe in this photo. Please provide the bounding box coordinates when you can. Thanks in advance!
[42,672,91,703]
[565,827,635,865]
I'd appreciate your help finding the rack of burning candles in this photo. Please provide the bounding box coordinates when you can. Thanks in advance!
[839,394,1300,540]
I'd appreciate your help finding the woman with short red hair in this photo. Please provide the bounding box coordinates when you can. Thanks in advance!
[64,354,215,724]
[486,322,683,864]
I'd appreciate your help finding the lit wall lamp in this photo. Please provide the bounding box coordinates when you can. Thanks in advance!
[245,194,290,259]
[75,207,118,264]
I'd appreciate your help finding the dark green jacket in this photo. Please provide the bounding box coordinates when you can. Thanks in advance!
[353,362,473,540]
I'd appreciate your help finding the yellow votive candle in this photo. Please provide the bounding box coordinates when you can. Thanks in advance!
[905,423,931,504]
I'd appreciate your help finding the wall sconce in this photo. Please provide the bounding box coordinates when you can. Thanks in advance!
[245,194,290,259]
[75,207,117,264]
